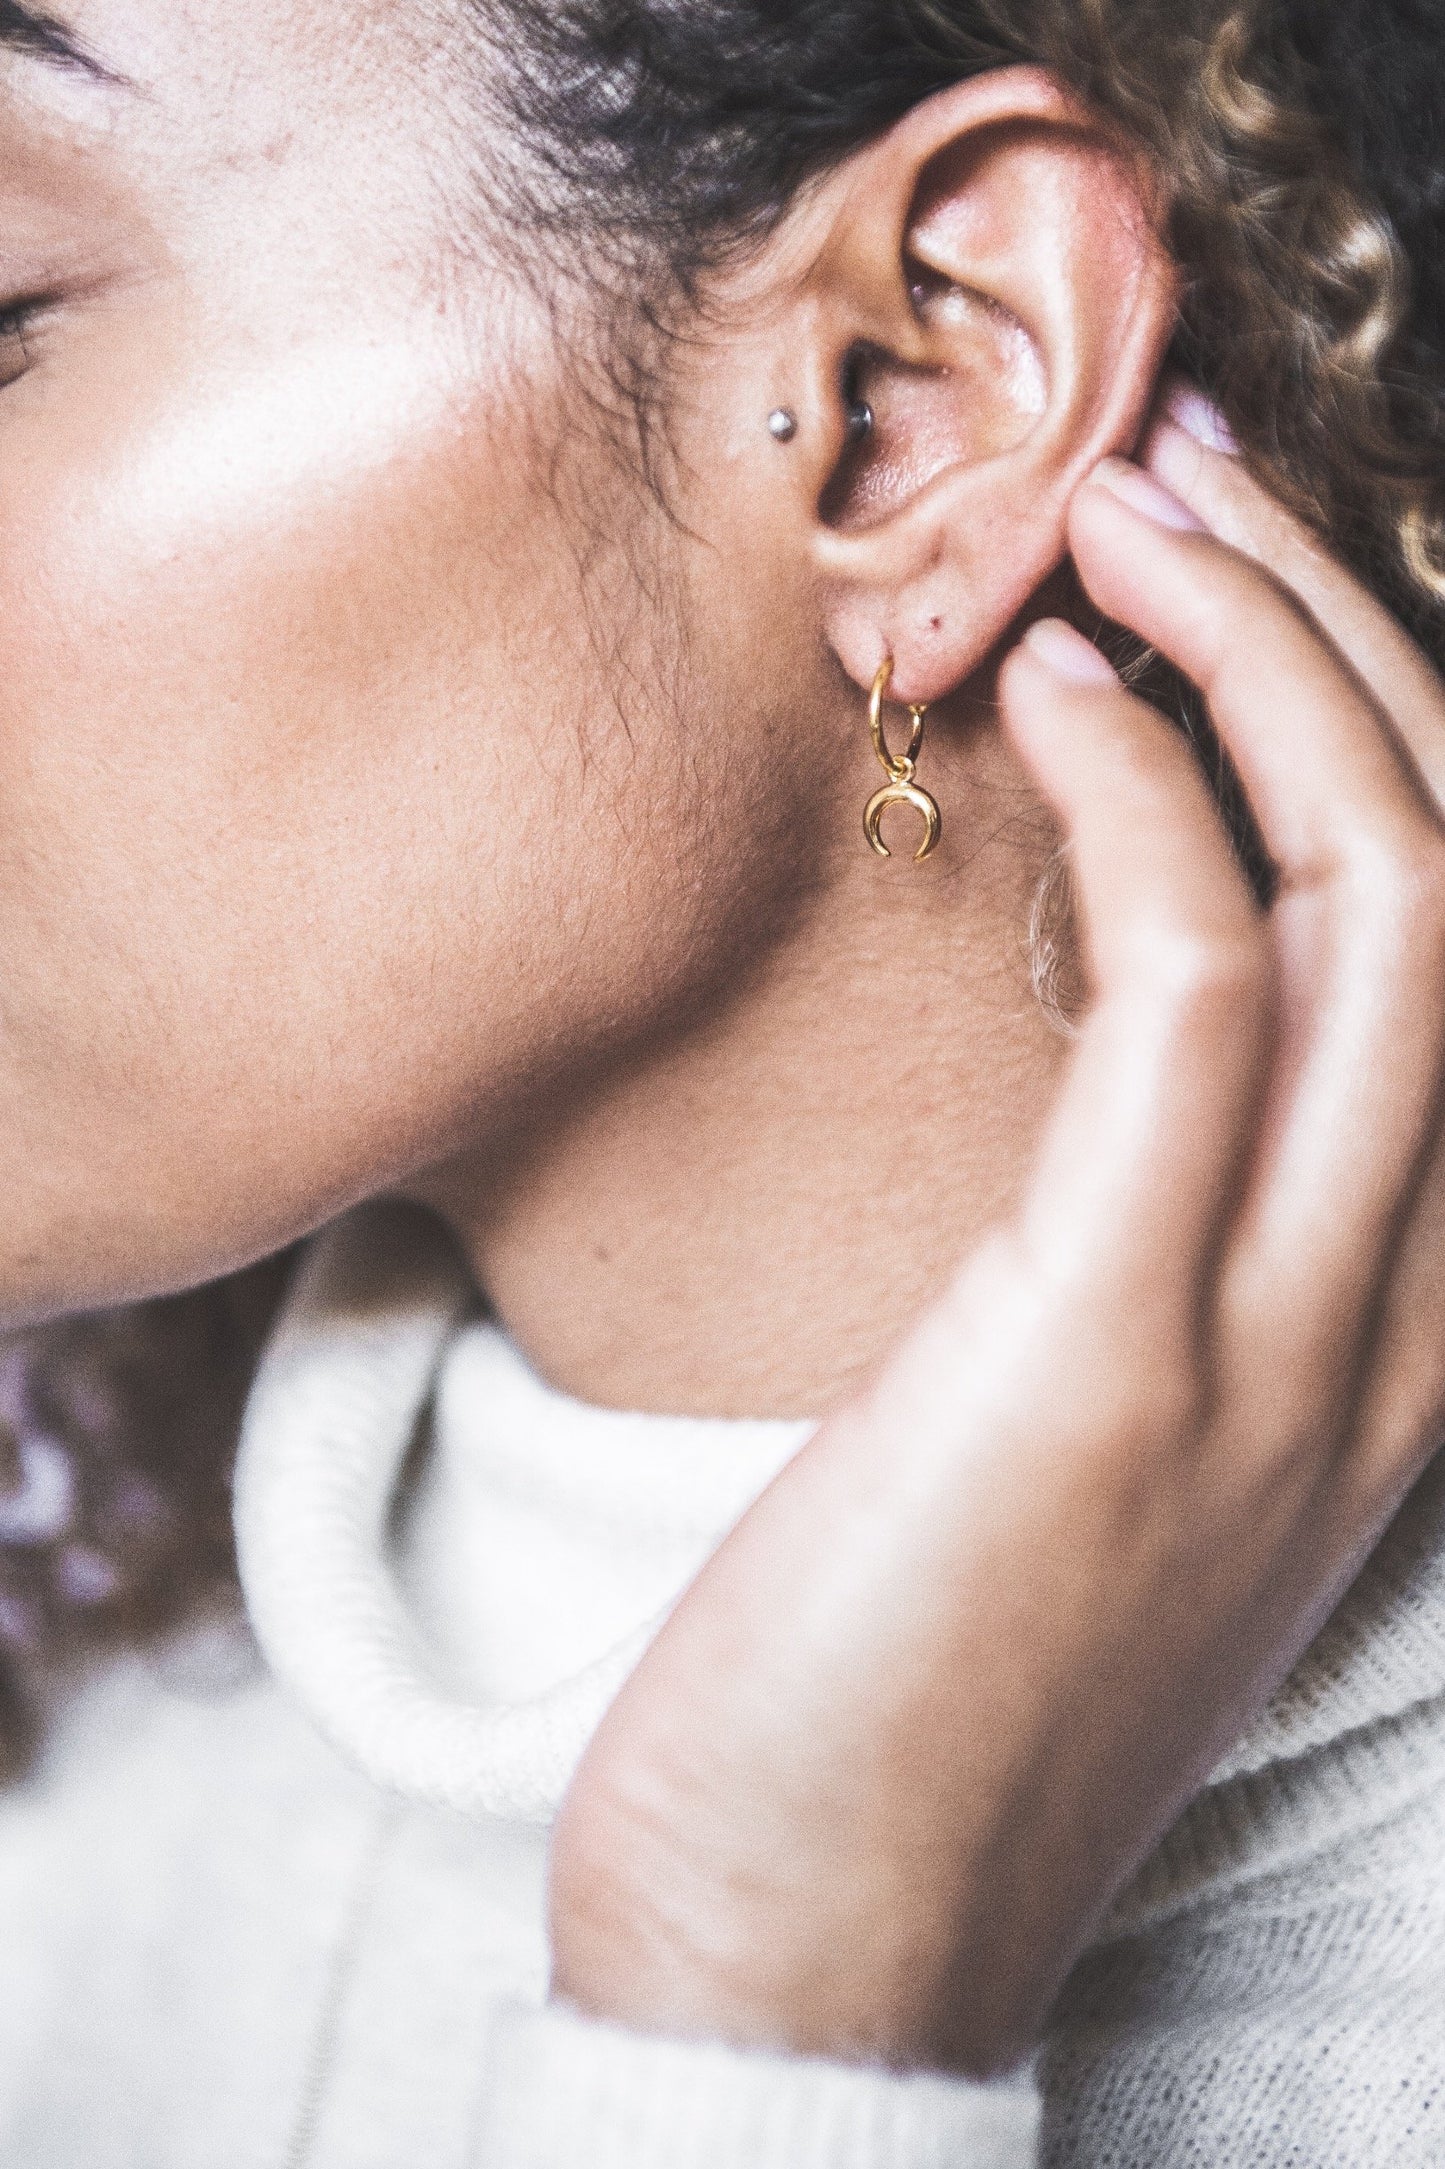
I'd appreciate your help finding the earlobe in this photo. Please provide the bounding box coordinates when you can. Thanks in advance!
[801,70,1177,706]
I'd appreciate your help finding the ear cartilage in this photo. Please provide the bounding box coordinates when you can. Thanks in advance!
[768,407,799,442]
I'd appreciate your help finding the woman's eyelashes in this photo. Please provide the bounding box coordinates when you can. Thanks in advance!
[0,304,38,389]
[0,288,65,390]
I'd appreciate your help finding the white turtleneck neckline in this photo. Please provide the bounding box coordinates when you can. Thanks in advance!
[232,1204,812,1824]
[234,1202,1445,1873]
[397,1318,813,1709]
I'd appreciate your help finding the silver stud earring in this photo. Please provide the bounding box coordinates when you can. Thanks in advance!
[768,407,798,442]
[847,399,874,441]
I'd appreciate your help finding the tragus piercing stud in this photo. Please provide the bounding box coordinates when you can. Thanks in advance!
[769,401,870,444]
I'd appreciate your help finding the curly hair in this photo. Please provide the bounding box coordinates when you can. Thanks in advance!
[2,0,1442,1776]
[489,0,1444,640]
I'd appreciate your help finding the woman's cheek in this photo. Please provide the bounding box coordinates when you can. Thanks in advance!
[0,301,756,1320]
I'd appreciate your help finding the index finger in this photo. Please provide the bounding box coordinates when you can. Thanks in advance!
[1066,462,1445,1386]
[995,622,1268,1333]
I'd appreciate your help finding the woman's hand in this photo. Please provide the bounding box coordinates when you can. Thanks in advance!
[547,405,1445,2077]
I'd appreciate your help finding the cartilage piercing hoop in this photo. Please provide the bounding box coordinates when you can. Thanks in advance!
[863,658,941,863]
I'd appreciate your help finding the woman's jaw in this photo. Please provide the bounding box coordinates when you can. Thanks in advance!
[0,2,1171,1420]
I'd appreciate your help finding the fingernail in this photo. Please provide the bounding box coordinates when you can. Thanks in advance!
[1088,457,1208,534]
[1165,383,1238,455]
[1023,618,1120,686]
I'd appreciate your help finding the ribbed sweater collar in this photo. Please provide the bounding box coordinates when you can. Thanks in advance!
[233,1204,810,1824]
[234,1204,1445,1871]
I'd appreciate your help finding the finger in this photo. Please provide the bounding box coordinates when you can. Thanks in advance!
[1143,400,1445,812]
[1342,1126,1445,1513]
[1069,469,1445,1392]
[1142,398,1445,1502]
[993,620,1269,1338]
[1070,464,1438,880]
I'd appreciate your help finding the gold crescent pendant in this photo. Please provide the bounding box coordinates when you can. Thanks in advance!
[864,778,942,862]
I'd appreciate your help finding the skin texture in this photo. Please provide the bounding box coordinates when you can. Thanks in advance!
[554,439,1445,2069]
[0,0,774,1318]
[0,12,1171,1420]
[6,0,1445,2081]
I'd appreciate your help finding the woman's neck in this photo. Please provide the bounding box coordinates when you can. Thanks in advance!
[423,723,1070,1421]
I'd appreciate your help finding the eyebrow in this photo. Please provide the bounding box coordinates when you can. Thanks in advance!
[0,3,112,80]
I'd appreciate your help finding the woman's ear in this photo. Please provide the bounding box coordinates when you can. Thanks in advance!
[757,69,1178,704]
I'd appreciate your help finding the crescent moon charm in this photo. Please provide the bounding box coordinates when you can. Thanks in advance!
[864,778,942,862]
[864,659,941,865]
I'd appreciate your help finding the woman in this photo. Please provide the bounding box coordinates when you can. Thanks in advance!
[0,0,1442,2160]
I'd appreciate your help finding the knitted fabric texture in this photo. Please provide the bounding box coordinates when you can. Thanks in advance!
[230,1206,1445,2164]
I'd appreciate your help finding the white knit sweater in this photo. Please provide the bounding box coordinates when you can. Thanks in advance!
[1,1204,1442,2166]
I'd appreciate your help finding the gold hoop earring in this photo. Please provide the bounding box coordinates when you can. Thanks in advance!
[864,658,941,863]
